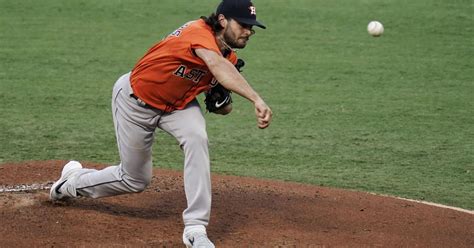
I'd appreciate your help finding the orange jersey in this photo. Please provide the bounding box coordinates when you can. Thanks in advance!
[130,19,238,112]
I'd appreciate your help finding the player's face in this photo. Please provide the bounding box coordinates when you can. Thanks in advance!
[223,19,255,49]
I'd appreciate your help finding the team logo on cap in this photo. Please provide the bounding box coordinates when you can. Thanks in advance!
[249,6,256,15]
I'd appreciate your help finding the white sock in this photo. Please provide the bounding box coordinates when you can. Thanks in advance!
[184,225,206,235]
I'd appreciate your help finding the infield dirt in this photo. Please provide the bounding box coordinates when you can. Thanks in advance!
[1,161,473,247]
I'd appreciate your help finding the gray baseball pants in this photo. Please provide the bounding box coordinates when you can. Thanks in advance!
[70,72,212,227]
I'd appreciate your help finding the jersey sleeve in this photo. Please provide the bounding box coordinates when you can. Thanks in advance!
[228,51,238,65]
[188,31,239,67]
[190,32,220,51]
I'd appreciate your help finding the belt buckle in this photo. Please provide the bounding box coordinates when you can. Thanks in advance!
[131,94,148,108]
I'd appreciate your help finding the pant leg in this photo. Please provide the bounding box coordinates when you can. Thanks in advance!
[72,72,162,198]
[158,100,211,227]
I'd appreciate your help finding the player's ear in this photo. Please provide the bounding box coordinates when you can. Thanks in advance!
[217,14,227,29]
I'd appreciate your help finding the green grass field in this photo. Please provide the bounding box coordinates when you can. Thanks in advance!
[1,0,472,209]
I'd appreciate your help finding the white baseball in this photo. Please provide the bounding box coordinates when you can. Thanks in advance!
[367,21,384,37]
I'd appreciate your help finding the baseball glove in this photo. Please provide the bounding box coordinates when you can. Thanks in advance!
[204,59,245,113]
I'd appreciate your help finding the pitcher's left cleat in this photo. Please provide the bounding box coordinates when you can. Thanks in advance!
[183,226,215,248]
[49,161,83,201]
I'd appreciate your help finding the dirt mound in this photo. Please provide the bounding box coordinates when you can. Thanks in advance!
[0,161,472,247]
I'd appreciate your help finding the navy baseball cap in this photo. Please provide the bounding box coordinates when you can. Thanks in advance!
[216,0,266,29]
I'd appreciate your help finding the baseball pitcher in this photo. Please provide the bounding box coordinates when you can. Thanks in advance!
[50,0,272,247]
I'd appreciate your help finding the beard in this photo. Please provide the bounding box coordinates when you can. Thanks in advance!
[223,28,248,49]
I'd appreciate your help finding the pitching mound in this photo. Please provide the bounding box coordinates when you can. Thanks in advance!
[0,161,472,247]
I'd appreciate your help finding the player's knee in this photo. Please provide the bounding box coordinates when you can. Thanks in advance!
[182,130,208,148]
[127,180,150,193]
[123,174,152,193]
